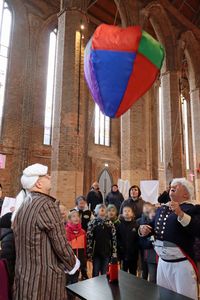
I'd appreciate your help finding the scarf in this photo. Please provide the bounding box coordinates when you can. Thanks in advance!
[66,222,83,241]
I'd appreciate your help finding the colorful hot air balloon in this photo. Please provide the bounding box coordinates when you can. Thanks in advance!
[84,24,164,118]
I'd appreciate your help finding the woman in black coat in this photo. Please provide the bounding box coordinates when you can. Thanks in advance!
[105,185,124,213]
[120,185,145,219]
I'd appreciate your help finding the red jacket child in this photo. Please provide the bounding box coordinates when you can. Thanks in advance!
[65,210,88,283]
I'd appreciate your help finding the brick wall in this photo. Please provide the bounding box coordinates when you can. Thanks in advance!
[0,0,57,197]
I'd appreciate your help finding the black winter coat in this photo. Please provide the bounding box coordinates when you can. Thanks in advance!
[0,212,15,285]
[87,218,117,259]
[87,189,103,212]
[119,197,145,219]
[137,214,153,250]
[117,219,139,261]
[105,191,124,213]
[0,199,3,214]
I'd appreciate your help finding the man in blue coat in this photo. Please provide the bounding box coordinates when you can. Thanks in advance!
[139,178,200,300]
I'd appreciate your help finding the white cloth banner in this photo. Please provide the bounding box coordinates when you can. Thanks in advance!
[0,154,6,169]
[117,179,130,200]
[140,180,159,204]
[0,197,16,217]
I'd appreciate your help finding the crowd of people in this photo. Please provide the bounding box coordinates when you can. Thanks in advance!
[0,164,200,300]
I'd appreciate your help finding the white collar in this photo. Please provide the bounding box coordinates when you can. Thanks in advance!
[164,200,195,206]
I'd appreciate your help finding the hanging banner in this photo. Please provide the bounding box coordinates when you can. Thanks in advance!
[140,180,159,204]
[0,197,16,217]
[118,179,130,200]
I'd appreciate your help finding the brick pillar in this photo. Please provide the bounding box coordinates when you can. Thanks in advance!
[1,11,43,196]
[121,70,183,189]
[161,71,183,185]
[121,94,151,186]
[51,4,88,207]
[190,88,200,200]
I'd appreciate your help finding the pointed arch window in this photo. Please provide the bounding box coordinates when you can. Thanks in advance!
[181,94,190,170]
[0,0,12,137]
[94,104,110,146]
[158,85,164,162]
[43,28,57,145]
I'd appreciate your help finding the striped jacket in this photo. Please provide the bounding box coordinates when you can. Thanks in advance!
[12,192,76,300]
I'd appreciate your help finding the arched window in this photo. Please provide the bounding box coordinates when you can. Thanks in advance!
[181,94,190,170]
[43,28,57,145]
[158,85,164,163]
[0,0,12,137]
[180,56,192,172]
[94,104,110,146]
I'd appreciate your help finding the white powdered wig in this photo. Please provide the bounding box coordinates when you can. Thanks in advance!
[21,163,48,190]
[12,163,48,222]
[171,178,194,200]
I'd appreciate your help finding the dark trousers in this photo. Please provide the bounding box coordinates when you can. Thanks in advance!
[148,263,157,283]
[80,258,88,279]
[66,271,79,285]
[66,271,79,300]
[92,256,110,277]
[121,259,138,275]
[140,249,148,280]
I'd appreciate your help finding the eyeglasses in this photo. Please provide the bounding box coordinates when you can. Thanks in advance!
[39,174,51,179]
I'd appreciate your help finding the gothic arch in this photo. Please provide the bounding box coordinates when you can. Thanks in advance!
[114,0,139,26]
[141,1,176,72]
[98,168,113,199]
[179,31,200,90]
[40,14,58,36]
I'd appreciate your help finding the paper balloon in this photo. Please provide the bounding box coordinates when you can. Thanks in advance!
[84,24,164,118]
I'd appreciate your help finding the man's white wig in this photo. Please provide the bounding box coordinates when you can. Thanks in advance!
[171,178,194,200]
[12,163,48,222]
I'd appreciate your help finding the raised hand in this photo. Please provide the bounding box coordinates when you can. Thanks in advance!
[169,200,184,218]
[139,225,152,236]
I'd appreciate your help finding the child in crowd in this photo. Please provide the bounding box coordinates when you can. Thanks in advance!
[72,196,92,279]
[137,203,157,283]
[145,206,157,283]
[87,204,117,277]
[107,204,120,228]
[117,205,139,275]
[137,202,153,280]
[59,204,68,225]
[65,210,87,284]
[74,196,93,231]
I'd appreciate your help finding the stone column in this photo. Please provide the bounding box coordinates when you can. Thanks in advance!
[190,88,200,200]
[51,1,89,207]
[160,70,184,185]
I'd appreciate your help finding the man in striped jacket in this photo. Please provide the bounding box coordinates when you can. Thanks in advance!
[12,163,79,300]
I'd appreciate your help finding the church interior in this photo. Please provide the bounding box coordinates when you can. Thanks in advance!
[1,0,200,299]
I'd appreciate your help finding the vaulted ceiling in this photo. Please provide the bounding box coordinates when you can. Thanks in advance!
[24,0,200,29]
[87,0,200,28]
[169,0,200,27]
[87,0,121,25]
